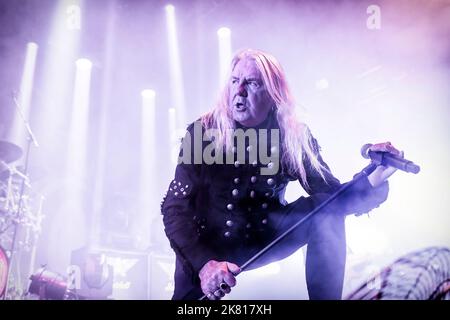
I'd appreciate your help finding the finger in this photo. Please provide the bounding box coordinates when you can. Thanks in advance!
[207,292,217,300]
[223,272,237,287]
[219,281,231,294]
[213,272,223,284]
[370,143,390,152]
[219,282,229,290]
[214,289,225,298]
[209,281,220,293]
[222,285,231,294]
[380,166,398,180]
[202,280,218,295]
[386,144,401,156]
[209,295,218,300]
[370,143,401,155]
[368,165,397,187]
[382,142,400,155]
[226,262,241,275]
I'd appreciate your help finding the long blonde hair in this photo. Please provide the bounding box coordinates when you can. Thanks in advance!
[201,48,329,187]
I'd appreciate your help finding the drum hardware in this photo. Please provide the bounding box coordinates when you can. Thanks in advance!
[2,91,40,300]
[0,141,22,165]
[0,183,45,299]
[0,245,8,298]
[28,267,68,300]
[27,263,86,300]
[0,161,31,188]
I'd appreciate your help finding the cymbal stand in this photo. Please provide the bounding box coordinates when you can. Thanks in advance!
[2,93,39,300]
[26,195,45,290]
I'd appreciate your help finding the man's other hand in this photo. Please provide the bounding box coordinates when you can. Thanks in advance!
[367,141,404,187]
[199,260,240,300]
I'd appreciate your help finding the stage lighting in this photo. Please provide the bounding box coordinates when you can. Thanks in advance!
[217,27,231,37]
[141,89,156,99]
[165,4,174,13]
[76,58,92,70]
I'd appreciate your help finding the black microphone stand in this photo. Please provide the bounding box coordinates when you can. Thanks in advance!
[2,94,39,300]
[198,162,379,300]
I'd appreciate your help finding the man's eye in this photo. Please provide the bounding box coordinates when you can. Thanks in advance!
[231,79,239,84]
[249,82,259,88]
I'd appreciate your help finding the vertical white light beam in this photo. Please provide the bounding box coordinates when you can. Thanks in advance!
[35,0,81,153]
[9,42,38,147]
[165,4,186,128]
[139,89,156,249]
[30,0,82,277]
[89,3,117,247]
[64,58,92,253]
[217,27,232,88]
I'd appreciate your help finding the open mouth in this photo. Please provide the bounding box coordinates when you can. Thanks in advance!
[234,102,246,111]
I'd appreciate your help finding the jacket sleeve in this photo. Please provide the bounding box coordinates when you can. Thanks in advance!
[299,132,389,216]
[160,123,216,284]
[299,134,341,195]
[337,171,389,216]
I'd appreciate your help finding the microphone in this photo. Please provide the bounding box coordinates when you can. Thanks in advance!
[361,143,420,174]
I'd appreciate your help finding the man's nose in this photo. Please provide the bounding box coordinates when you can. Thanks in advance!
[237,82,248,97]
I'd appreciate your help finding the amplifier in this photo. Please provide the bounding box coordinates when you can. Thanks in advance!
[70,247,175,300]
[147,252,175,299]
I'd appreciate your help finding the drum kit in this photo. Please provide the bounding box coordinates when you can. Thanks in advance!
[0,140,45,299]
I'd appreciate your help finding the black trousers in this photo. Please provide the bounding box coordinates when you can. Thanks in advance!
[173,193,347,300]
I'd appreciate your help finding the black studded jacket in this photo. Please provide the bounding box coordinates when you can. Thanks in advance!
[161,112,389,282]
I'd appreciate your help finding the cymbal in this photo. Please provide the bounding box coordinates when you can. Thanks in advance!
[0,141,22,163]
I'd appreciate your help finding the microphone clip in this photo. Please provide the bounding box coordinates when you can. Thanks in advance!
[361,143,420,174]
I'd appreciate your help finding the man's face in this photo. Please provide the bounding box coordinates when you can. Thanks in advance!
[229,58,273,127]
